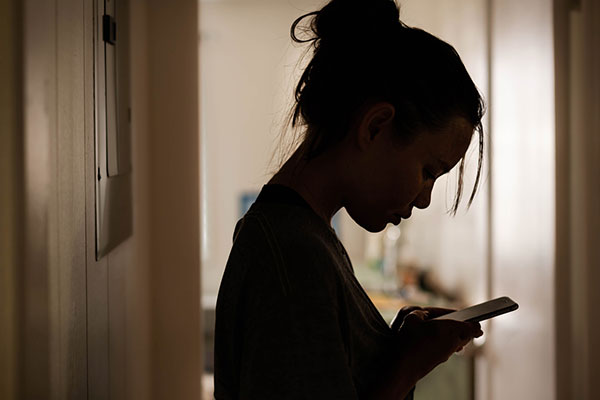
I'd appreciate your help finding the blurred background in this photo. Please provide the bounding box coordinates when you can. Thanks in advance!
[1,0,598,399]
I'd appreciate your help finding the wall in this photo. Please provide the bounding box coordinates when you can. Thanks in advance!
[487,0,556,399]
[20,1,82,396]
[8,0,202,399]
[555,0,600,398]
[19,0,119,397]
[0,0,22,398]
[567,2,600,397]
[145,1,202,399]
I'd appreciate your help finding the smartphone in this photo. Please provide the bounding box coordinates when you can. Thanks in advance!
[432,296,519,323]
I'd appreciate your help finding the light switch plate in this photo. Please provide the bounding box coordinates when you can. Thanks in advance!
[94,0,132,260]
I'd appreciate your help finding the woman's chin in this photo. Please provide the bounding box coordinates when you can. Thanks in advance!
[358,220,389,233]
[345,209,389,233]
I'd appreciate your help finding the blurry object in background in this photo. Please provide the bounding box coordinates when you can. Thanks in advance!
[382,225,401,293]
[239,191,259,217]
[397,261,464,307]
[417,267,463,305]
[331,210,342,235]
[203,306,216,373]
[364,230,384,273]
[360,224,406,293]
[414,355,473,400]
[357,221,464,307]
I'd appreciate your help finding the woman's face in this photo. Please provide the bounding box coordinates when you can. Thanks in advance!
[343,116,473,233]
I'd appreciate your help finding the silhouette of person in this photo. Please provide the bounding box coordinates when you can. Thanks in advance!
[214,0,485,398]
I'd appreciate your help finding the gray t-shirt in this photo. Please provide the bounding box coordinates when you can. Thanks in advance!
[214,185,414,399]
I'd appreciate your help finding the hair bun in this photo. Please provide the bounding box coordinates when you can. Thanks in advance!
[292,0,400,46]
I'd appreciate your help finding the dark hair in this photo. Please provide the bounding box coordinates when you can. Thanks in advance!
[286,0,485,213]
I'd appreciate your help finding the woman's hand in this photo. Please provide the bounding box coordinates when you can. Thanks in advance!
[371,306,482,399]
[393,307,483,382]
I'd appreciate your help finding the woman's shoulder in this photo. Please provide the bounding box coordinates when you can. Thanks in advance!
[235,202,338,257]
[230,202,347,291]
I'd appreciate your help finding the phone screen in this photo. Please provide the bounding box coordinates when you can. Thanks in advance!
[433,296,518,322]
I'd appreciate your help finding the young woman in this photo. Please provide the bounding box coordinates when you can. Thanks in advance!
[214,0,485,398]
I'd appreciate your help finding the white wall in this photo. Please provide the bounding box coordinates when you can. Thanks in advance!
[486,0,556,399]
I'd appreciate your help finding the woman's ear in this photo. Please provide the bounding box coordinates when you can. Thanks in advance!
[356,102,396,150]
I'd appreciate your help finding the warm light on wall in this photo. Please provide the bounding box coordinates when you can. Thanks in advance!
[485,1,556,399]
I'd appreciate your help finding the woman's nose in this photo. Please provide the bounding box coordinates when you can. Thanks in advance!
[413,182,433,209]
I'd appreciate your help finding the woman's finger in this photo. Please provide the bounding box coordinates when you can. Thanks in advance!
[402,309,430,328]
[429,319,483,342]
[421,307,455,319]
[391,306,423,331]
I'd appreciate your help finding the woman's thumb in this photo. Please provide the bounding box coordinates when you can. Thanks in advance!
[402,309,429,329]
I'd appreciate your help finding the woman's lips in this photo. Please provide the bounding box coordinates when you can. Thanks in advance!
[392,211,412,224]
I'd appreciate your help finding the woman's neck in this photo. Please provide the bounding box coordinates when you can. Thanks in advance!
[269,147,344,226]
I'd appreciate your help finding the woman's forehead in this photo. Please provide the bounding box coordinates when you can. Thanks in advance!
[420,117,473,157]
